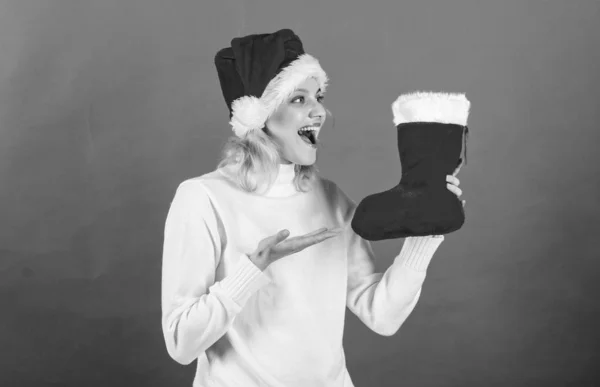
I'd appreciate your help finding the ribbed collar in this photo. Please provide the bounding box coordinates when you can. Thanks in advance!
[262,163,298,197]
[219,162,301,198]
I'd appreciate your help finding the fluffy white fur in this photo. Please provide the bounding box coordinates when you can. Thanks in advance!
[392,91,470,126]
[229,53,328,137]
[230,96,269,138]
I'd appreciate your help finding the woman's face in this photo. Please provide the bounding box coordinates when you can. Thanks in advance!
[265,77,326,166]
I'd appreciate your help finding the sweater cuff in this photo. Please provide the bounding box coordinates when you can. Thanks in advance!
[218,254,271,307]
[398,235,445,272]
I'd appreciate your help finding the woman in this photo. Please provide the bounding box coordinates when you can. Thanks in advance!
[161,29,464,387]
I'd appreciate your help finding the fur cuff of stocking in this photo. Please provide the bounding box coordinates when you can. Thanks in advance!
[392,91,470,126]
[229,53,329,137]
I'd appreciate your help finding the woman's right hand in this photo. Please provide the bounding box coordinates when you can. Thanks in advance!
[248,227,343,271]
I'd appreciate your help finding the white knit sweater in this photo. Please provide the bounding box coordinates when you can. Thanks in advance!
[161,162,444,387]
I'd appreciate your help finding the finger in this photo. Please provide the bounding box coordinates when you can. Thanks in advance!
[311,229,342,244]
[446,184,462,197]
[270,229,290,247]
[302,226,343,240]
[446,175,460,186]
[462,199,466,207]
[303,227,329,237]
[453,161,462,176]
[292,229,342,251]
[284,225,342,246]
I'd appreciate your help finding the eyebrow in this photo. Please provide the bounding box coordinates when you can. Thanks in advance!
[294,88,322,94]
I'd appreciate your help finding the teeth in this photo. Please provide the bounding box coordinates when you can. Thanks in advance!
[298,126,319,141]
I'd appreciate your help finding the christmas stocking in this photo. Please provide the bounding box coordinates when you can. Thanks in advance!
[351,92,470,241]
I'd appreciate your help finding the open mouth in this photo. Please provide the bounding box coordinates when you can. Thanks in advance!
[297,126,318,147]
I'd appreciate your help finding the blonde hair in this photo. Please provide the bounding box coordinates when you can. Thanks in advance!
[215,126,320,194]
[216,105,334,194]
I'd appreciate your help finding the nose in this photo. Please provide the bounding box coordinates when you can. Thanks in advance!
[309,98,326,121]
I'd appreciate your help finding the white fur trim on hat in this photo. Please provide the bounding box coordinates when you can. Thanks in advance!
[392,91,470,126]
[229,53,328,137]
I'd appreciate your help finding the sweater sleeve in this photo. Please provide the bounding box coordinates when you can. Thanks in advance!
[335,184,444,336]
[161,180,270,365]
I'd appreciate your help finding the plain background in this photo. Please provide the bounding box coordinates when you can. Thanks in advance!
[1,0,599,386]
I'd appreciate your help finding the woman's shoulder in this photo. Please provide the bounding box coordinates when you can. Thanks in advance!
[315,176,354,205]
[316,175,338,193]
[313,176,358,225]
[173,167,234,198]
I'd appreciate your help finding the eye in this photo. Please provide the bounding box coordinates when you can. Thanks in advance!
[291,94,325,104]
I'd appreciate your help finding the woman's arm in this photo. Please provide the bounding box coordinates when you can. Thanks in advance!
[345,230,444,336]
[161,181,269,365]
[331,182,444,336]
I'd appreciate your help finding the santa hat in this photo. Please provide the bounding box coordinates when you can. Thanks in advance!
[214,29,329,137]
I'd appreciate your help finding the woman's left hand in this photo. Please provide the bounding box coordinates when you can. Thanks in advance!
[429,169,465,239]
[446,173,466,207]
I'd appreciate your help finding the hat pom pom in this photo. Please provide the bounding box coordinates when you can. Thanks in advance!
[229,96,269,137]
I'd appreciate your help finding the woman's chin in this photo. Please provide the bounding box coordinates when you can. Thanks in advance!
[287,141,317,165]
[301,149,318,164]
[289,153,316,166]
